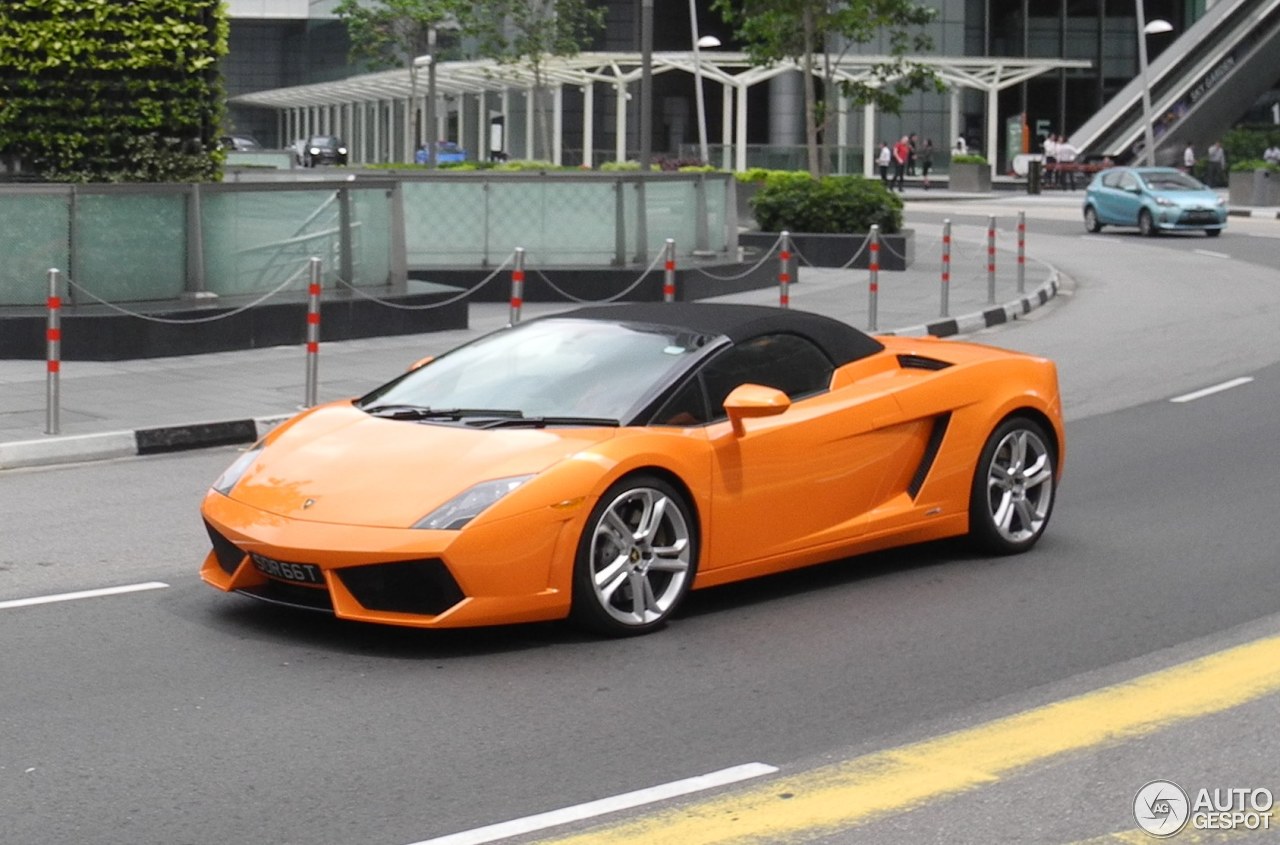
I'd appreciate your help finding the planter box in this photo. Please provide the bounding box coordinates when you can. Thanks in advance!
[736,180,764,229]
[1228,170,1280,207]
[739,230,914,271]
[948,162,992,193]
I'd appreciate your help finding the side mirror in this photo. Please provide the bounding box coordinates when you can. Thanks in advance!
[406,355,434,373]
[723,384,790,436]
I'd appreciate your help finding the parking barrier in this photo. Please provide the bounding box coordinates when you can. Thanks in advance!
[663,239,676,303]
[304,257,321,408]
[868,225,880,331]
[987,215,997,305]
[778,230,792,308]
[941,219,952,318]
[46,268,62,435]
[1017,210,1026,294]
[509,247,526,325]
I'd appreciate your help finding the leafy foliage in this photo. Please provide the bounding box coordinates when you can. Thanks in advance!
[334,0,468,70]
[713,0,942,176]
[950,154,988,165]
[0,0,227,182]
[751,174,903,234]
[1222,127,1280,167]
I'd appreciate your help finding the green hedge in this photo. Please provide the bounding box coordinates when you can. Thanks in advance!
[750,175,903,234]
[0,0,227,182]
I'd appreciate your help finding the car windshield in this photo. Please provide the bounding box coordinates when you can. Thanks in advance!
[1142,172,1206,191]
[358,319,709,422]
[309,137,340,148]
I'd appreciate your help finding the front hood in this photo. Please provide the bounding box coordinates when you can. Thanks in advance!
[1155,190,1219,206]
[227,403,616,528]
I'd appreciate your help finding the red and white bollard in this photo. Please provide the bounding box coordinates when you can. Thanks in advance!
[1016,210,1026,294]
[941,219,952,318]
[304,257,321,408]
[46,268,61,435]
[868,225,880,331]
[663,239,676,303]
[778,230,792,309]
[509,247,526,325]
[987,215,997,305]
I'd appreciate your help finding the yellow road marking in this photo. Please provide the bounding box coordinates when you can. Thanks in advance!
[536,632,1280,845]
[1071,829,1261,844]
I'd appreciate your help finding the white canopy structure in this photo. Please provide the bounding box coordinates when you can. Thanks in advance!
[232,51,1091,176]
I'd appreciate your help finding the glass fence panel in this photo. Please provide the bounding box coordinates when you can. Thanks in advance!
[404,181,487,266]
[202,189,342,297]
[0,193,69,306]
[531,181,619,265]
[642,180,698,257]
[704,177,729,252]
[74,193,187,302]
[349,188,393,286]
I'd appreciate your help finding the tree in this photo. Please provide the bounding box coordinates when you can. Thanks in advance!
[467,0,605,162]
[334,0,468,163]
[713,0,943,176]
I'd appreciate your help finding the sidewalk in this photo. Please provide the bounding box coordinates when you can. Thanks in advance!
[0,215,1055,470]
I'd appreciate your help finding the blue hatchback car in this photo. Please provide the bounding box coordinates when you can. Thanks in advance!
[1083,167,1227,237]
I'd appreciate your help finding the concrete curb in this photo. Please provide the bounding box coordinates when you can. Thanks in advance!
[1227,208,1280,219]
[0,414,290,471]
[883,270,1061,339]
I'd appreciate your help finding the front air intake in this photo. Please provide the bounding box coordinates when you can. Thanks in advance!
[205,521,246,575]
[335,559,465,616]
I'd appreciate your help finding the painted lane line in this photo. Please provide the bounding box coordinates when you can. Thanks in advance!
[407,763,779,845]
[1192,248,1230,260]
[0,581,169,610]
[1170,376,1254,403]
[537,631,1280,845]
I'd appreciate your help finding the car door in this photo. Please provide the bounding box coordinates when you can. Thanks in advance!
[676,334,908,570]
[1094,170,1130,224]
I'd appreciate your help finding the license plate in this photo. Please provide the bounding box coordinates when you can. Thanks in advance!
[251,553,324,586]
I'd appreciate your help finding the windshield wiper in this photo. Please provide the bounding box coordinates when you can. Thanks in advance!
[479,415,620,429]
[363,404,525,421]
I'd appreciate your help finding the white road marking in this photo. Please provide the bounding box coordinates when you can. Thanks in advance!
[406,762,779,845]
[1192,248,1230,259]
[0,581,169,610]
[1170,376,1254,403]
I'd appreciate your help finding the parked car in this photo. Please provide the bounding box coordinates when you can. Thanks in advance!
[217,135,262,151]
[200,302,1063,636]
[415,141,466,165]
[303,135,348,167]
[1083,166,1227,237]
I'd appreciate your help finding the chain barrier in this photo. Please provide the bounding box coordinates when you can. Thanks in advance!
[690,233,784,281]
[331,252,516,311]
[62,263,309,325]
[532,249,666,305]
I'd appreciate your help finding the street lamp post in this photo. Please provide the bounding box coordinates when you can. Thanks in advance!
[640,0,653,170]
[1135,2,1173,166]
[691,30,720,164]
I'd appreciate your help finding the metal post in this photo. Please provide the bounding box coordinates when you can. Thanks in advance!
[1017,211,1027,294]
[509,247,526,324]
[941,219,952,318]
[663,239,676,302]
[304,257,322,408]
[987,215,997,305]
[778,230,792,308]
[45,268,61,436]
[868,226,880,332]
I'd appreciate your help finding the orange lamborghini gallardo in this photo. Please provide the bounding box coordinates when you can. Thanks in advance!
[201,303,1063,636]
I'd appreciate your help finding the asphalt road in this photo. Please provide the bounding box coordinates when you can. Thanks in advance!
[2,203,1279,845]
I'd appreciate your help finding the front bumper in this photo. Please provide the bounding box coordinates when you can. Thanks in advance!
[1154,207,1227,230]
[200,491,579,628]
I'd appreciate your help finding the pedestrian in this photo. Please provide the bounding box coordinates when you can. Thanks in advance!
[892,135,909,191]
[907,133,919,176]
[1183,142,1195,172]
[1055,137,1079,190]
[1265,142,1280,165]
[877,141,892,185]
[1206,141,1226,187]
[920,138,934,189]
[1042,132,1058,188]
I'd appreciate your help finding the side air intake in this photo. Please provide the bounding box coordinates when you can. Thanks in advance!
[897,354,952,371]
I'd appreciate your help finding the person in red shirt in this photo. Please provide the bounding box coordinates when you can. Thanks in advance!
[891,136,910,191]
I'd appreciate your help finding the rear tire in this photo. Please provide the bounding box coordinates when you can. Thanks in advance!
[969,416,1056,556]
[570,474,698,636]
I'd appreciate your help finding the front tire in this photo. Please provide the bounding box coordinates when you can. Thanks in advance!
[969,416,1056,555]
[1084,205,1103,233]
[1138,209,1157,237]
[570,474,698,636]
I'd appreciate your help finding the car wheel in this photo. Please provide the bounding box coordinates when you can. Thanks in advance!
[570,474,698,636]
[969,416,1056,555]
[1204,228,1221,237]
[1138,209,1157,237]
[1083,205,1103,233]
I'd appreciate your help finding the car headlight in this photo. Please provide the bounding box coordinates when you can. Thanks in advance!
[309,147,320,155]
[1216,197,1226,206]
[212,445,263,495]
[1154,197,1174,207]
[413,475,534,530]
[338,147,348,155]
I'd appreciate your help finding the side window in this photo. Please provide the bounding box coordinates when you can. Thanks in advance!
[1118,172,1138,191]
[651,376,709,427]
[1101,170,1123,188]
[700,333,834,420]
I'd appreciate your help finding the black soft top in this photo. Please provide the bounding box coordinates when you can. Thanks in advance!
[550,302,884,366]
